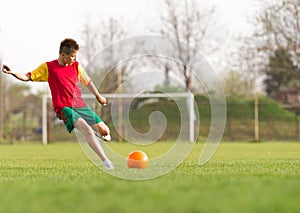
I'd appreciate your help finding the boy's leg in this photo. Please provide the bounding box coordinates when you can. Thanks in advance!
[74,118,113,169]
[92,121,111,141]
[73,107,111,141]
[59,107,113,169]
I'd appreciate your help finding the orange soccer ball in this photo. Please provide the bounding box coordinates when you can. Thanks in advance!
[127,150,149,169]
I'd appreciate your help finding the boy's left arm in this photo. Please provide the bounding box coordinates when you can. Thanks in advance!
[78,63,106,106]
[86,81,107,106]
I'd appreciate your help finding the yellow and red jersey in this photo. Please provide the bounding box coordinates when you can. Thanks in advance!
[28,60,91,113]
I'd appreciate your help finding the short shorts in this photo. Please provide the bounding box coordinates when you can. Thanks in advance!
[58,106,102,133]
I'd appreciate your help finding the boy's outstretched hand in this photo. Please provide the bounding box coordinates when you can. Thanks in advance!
[1,65,30,81]
[2,65,11,74]
[96,95,107,106]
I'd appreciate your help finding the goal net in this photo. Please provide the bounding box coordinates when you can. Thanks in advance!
[42,92,197,144]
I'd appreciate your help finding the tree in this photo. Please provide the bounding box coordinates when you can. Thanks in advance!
[222,69,255,98]
[264,49,299,96]
[253,0,300,93]
[256,0,299,65]
[153,0,219,91]
[225,35,264,97]
[80,16,136,142]
[80,16,134,94]
[233,0,300,96]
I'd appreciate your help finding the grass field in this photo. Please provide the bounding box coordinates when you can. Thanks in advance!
[0,141,299,213]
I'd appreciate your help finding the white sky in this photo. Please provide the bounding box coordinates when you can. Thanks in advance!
[0,0,257,90]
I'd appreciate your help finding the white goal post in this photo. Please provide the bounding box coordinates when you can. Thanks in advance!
[42,93,195,144]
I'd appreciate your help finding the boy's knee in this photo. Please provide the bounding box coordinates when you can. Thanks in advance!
[97,122,110,135]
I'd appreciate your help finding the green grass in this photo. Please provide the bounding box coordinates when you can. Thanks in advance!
[0,142,300,213]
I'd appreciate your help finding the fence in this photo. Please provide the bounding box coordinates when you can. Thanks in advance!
[0,94,299,143]
[42,93,195,144]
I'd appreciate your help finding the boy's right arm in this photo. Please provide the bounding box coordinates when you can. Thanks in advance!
[1,65,31,81]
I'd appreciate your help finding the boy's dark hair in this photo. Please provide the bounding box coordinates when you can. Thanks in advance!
[59,38,79,55]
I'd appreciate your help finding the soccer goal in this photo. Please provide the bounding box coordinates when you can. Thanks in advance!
[42,92,196,144]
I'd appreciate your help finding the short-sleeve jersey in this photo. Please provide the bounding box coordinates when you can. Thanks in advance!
[29,60,91,113]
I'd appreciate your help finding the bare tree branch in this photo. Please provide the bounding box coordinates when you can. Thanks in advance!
[152,0,219,91]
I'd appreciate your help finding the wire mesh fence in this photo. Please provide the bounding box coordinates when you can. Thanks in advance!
[0,94,299,143]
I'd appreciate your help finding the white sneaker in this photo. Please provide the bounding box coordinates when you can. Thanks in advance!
[94,132,111,142]
[101,134,111,142]
[103,159,114,170]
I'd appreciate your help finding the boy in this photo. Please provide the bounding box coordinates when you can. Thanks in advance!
[2,38,114,170]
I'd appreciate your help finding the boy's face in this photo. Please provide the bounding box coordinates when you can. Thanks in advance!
[61,50,77,65]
